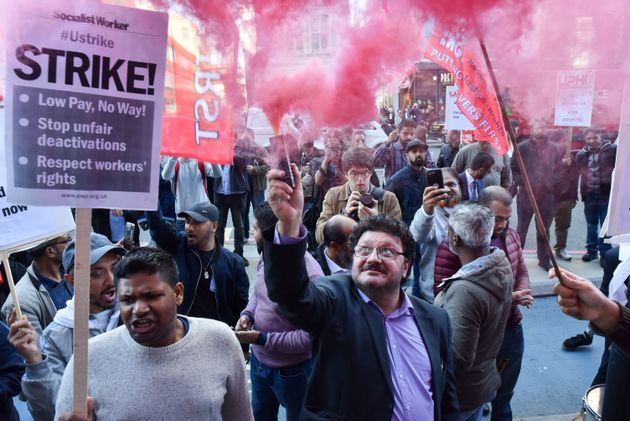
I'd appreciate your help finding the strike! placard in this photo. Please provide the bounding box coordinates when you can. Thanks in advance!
[4,1,168,209]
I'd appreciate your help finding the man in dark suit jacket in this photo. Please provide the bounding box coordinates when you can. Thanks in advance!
[458,151,493,202]
[264,165,458,421]
[312,215,356,276]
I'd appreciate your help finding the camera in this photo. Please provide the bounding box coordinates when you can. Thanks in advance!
[359,193,375,208]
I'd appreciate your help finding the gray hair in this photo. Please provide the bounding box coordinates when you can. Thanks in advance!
[448,203,495,249]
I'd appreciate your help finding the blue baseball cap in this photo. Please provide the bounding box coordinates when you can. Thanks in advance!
[62,233,126,272]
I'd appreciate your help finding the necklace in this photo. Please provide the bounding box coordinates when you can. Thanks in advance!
[200,249,217,280]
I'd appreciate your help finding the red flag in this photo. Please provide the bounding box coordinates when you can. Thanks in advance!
[161,15,240,164]
[424,25,509,155]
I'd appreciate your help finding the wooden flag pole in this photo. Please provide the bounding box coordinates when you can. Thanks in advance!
[0,251,23,320]
[477,39,566,286]
[72,208,93,416]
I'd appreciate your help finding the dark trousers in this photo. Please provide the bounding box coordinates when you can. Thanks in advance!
[411,243,422,298]
[584,200,611,256]
[215,193,247,256]
[517,192,554,265]
[243,190,266,240]
[553,199,573,252]
[250,353,312,421]
[491,324,524,421]
[601,344,630,419]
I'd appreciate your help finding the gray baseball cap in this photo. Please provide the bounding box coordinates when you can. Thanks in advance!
[178,202,219,223]
[62,233,126,272]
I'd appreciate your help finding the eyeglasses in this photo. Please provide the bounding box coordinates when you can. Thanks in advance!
[347,170,372,179]
[354,246,404,260]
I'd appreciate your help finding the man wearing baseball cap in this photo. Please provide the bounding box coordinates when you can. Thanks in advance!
[8,233,125,421]
[146,201,249,328]
[2,234,72,335]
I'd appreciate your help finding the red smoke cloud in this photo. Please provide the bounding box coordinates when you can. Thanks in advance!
[158,0,628,134]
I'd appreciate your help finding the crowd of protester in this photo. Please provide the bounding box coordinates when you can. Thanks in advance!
[0,115,627,421]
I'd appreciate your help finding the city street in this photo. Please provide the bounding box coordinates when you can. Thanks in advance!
[14,142,608,420]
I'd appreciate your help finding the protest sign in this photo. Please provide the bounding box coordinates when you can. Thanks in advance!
[4,0,168,209]
[1,58,75,252]
[604,81,630,237]
[445,85,475,130]
[161,14,239,164]
[424,25,509,155]
[554,69,595,127]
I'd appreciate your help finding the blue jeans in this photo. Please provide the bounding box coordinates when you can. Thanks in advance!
[457,404,484,421]
[250,353,312,421]
[583,200,611,255]
[491,324,524,421]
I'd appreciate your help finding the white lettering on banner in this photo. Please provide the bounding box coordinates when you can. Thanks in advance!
[194,54,221,144]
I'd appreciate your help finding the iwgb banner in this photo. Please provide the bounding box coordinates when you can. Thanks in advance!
[161,14,240,164]
[424,25,509,155]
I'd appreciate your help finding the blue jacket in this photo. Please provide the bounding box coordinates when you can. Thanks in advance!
[0,322,24,421]
[458,171,486,202]
[385,165,427,226]
[147,210,249,327]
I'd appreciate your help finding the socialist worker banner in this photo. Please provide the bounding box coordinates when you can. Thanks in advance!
[161,15,240,164]
[424,25,509,155]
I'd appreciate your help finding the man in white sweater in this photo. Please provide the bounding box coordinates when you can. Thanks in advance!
[55,247,253,421]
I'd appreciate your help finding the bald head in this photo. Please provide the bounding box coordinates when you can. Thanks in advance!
[323,215,357,269]
[415,125,428,141]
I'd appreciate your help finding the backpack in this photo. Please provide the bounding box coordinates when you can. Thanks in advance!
[173,160,207,195]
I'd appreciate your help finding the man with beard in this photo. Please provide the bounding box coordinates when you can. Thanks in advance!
[146,201,249,328]
[409,168,462,302]
[262,166,458,420]
[55,247,253,421]
[434,203,512,420]
[8,233,126,421]
[2,234,73,335]
[452,139,512,190]
[386,140,430,297]
[434,187,533,420]
[373,119,418,183]
[235,202,322,421]
[313,215,357,275]
[437,130,461,168]
[315,147,401,244]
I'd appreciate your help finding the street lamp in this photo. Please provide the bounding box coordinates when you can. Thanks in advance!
[432,74,439,120]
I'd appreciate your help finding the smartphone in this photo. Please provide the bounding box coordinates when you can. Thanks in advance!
[124,222,135,243]
[270,134,296,187]
[426,169,444,189]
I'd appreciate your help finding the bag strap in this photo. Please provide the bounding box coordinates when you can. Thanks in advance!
[173,160,208,195]
[371,187,386,201]
[173,160,180,195]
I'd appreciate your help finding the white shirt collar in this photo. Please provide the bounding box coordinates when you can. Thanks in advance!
[324,248,350,274]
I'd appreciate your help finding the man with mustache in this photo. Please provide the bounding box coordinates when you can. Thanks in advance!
[262,165,458,420]
[55,247,253,421]
[409,167,463,302]
[146,201,249,329]
[8,233,126,421]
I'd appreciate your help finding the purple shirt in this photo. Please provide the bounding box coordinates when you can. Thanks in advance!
[358,290,434,420]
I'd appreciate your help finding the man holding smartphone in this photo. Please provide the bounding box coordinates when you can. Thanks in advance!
[409,167,462,302]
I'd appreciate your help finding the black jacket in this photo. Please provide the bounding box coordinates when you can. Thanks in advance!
[312,244,332,276]
[0,322,24,421]
[576,141,617,202]
[147,210,249,327]
[263,227,458,421]
[385,166,427,226]
[511,137,562,196]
